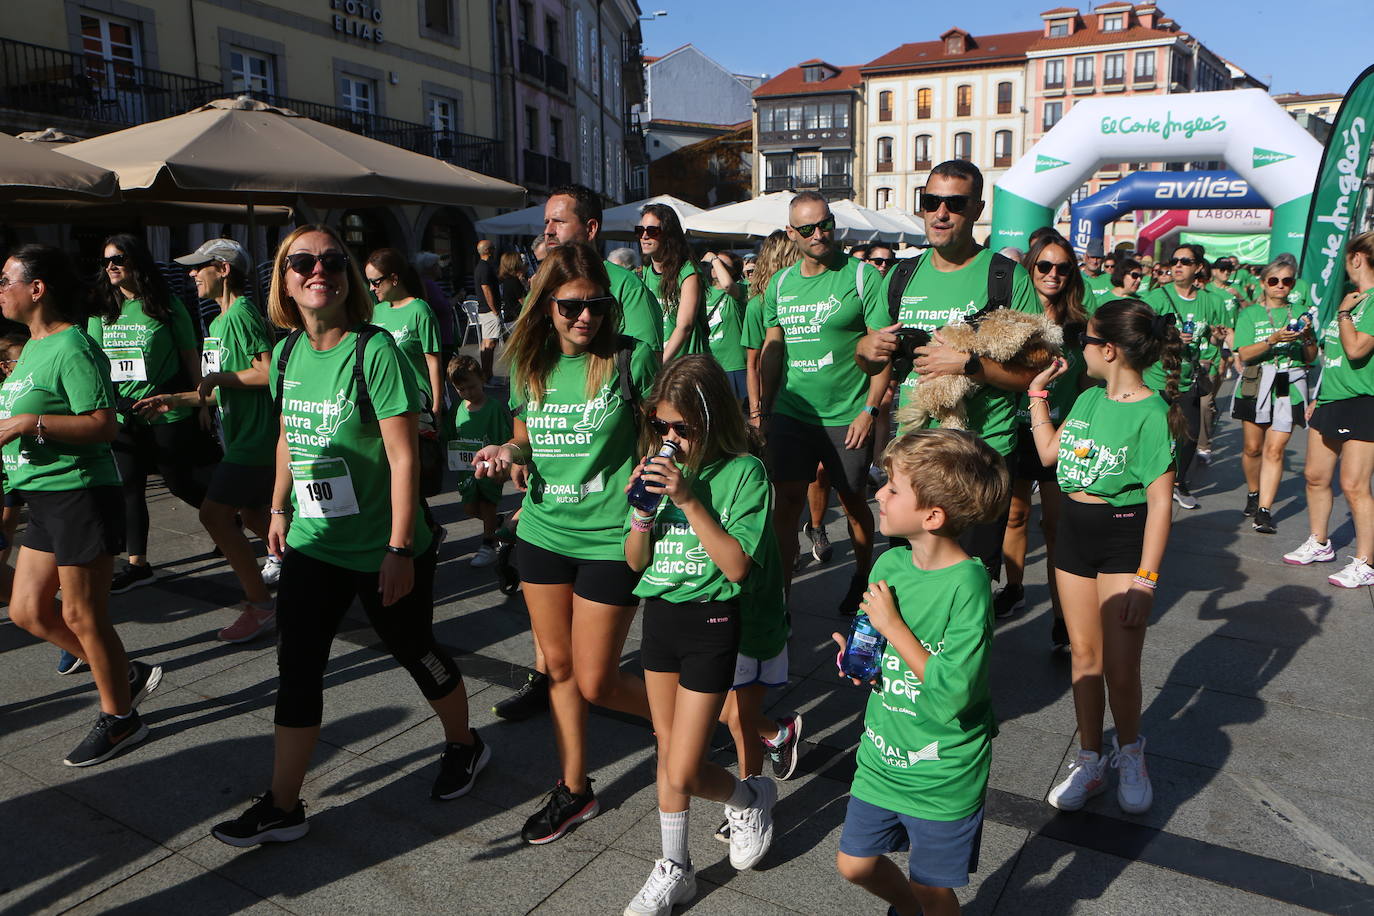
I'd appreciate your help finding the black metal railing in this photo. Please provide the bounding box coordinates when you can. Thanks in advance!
[518,39,546,81]
[764,176,792,192]
[523,148,548,185]
[548,155,572,187]
[545,56,568,93]
[821,173,851,189]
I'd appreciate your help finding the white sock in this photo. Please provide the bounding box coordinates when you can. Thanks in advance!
[725,777,754,811]
[763,721,790,749]
[659,809,690,867]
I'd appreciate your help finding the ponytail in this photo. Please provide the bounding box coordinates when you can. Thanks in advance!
[1156,320,1189,441]
[1093,298,1191,441]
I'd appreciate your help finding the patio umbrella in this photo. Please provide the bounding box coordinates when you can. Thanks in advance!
[600,194,704,240]
[685,192,920,244]
[474,203,547,238]
[0,131,118,201]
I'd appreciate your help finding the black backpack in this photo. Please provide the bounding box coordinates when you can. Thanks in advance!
[885,251,1016,326]
[273,324,386,421]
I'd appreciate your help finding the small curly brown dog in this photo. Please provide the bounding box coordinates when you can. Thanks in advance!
[897,310,1063,431]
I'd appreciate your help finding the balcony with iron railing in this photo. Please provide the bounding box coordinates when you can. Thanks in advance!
[764,173,851,193]
[518,39,546,82]
[522,147,572,188]
[545,55,569,94]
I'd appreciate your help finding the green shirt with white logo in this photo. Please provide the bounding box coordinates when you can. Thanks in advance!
[0,326,120,492]
[883,249,1042,456]
[1139,284,1210,392]
[442,395,513,504]
[206,296,275,466]
[271,327,431,571]
[512,340,659,561]
[1234,302,1310,372]
[1055,387,1175,507]
[851,551,994,822]
[763,255,887,426]
[1317,291,1374,404]
[370,298,440,404]
[705,284,746,373]
[87,295,196,425]
[1083,272,1115,315]
[607,260,664,352]
[643,261,708,359]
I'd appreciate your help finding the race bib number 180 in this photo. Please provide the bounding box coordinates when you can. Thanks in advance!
[448,437,482,472]
[290,456,360,518]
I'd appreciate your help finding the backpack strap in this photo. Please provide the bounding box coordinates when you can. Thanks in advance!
[886,255,922,324]
[273,329,304,415]
[352,324,386,424]
[855,258,865,300]
[615,334,639,409]
[986,252,1015,312]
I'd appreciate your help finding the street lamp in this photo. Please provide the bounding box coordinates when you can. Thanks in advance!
[640,10,667,20]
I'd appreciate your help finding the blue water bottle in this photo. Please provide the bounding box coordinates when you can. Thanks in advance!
[627,440,680,514]
[841,614,888,682]
[1181,312,1196,336]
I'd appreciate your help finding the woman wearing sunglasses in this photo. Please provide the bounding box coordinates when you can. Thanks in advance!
[213,225,483,847]
[999,235,1089,646]
[1231,257,1318,534]
[88,234,207,595]
[474,242,658,846]
[1108,258,1143,304]
[638,204,707,363]
[364,249,443,429]
[1286,232,1374,585]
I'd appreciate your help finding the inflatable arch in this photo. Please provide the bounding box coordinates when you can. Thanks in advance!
[1136,208,1272,258]
[1068,170,1266,255]
[992,89,1321,258]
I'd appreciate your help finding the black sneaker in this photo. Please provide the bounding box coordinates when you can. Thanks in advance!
[432,729,491,800]
[63,711,148,767]
[492,671,549,721]
[804,522,833,564]
[1051,617,1070,653]
[212,791,308,847]
[1253,507,1277,534]
[521,779,599,845]
[1243,491,1260,517]
[494,542,520,596]
[838,574,866,616]
[993,583,1026,620]
[128,660,163,708]
[766,712,804,781]
[111,563,156,595]
[713,817,731,843]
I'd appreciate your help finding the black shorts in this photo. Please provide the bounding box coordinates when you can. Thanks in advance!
[205,461,275,507]
[766,411,872,496]
[1012,425,1055,483]
[1231,397,1306,428]
[516,537,641,606]
[1054,496,1146,578]
[20,486,125,566]
[1310,397,1374,443]
[4,490,25,509]
[640,597,741,693]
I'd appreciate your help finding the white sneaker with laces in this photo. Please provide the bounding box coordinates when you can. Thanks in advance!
[1047,750,1108,811]
[1329,556,1374,588]
[261,555,282,586]
[726,775,776,870]
[1111,736,1153,814]
[1283,535,1336,566]
[471,544,498,568]
[623,858,696,916]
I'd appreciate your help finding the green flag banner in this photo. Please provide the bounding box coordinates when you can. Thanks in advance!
[1180,232,1270,263]
[1299,63,1374,325]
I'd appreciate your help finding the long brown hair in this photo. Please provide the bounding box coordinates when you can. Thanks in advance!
[642,203,692,313]
[267,225,374,330]
[365,247,422,299]
[503,242,621,403]
[748,229,798,301]
[1091,299,1188,441]
[638,354,752,474]
[1022,234,1086,330]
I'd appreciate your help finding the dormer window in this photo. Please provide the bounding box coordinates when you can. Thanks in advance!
[803,66,822,83]
[1103,13,1124,30]
[1048,20,1069,37]
[942,29,968,54]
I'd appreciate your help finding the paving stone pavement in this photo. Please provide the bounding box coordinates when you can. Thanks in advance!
[3,383,1374,915]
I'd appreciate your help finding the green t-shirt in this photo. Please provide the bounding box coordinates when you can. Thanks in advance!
[1237,271,1261,304]
[607,260,664,352]
[1317,290,1374,404]
[1204,281,1241,366]
[272,327,432,571]
[705,284,747,373]
[763,255,887,425]
[1016,343,1086,425]
[512,340,659,561]
[630,454,787,658]
[741,293,765,350]
[442,395,513,504]
[370,298,440,404]
[1234,302,1309,372]
[851,551,994,822]
[0,326,120,492]
[1139,284,1209,392]
[1083,272,1115,315]
[86,295,196,424]
[884,249,1042,456]
[206,297,275,466]
[1055,387,1175,506]
[643,261,708,359]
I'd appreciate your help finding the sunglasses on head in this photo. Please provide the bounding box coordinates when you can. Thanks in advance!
[867,257,892,267]
[919,192,971,214]
[553,296,615,319]
[649,416,696,438]
[285,251,349,276]
[1169,256,1197,266]
[1266,276,1296,288]
[103,254,127,267]
[1035,260,1073,278]
[791,215,836,238]
[633,224,662,239]
[1078,331,1109,348]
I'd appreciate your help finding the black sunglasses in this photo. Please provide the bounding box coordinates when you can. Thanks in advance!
[919,192,971,214]
[791,215,836,238]
[1169,256,1197,267]
[367,275,387,287]
[867,257,892,267]
[103,254,127,267]
[285,251,350,276]
[1078,331,1108,348]
[1127,271,1143,280]
[554,296,615,319]
[1035,260,1073,278]
[633,224,662,239]
[1266,276,1296,288]
[649,416,696,438]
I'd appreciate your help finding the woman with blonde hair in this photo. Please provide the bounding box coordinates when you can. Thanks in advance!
[742,231,800,426]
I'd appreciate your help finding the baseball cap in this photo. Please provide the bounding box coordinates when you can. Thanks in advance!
[1085,239,1105,258]
[174,238,250,272]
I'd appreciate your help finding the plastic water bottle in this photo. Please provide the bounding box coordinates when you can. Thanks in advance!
[841,614,888,682]
[627,440,680,513]
[1182,313,1196,336]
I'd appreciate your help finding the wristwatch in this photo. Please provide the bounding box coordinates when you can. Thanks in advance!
[962,352,982,376]
[863,405,879,417]
[384,544,414,557]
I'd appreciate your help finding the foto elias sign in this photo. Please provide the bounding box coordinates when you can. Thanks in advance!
[330,0,384,43]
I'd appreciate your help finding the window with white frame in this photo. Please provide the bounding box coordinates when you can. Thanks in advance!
[913,134,932,167]
[592,123,602,190]
[1103,13,1124,31]
[993,130,1012,165]
[876,187,893,209]
[575,9,586,82]
[1043,101,1063,130]
[953,131,971,160]
[1134,50,1155,81]
[341,74,374,113]
[1044,58,1065,88]
[1104,53,1125,83]
[590,26,600,97]
[230,48,274,94]
[1048,20,1069,37]
[1074,56,1094,86]
[80,12,142,87]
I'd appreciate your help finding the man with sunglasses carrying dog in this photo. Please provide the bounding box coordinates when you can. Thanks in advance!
[855,160,1041,583]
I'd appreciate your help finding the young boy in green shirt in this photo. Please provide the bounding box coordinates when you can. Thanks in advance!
[443,355,511,567]
[834,428,1008,916]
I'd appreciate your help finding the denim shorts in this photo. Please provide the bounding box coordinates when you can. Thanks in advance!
[839,795,983,888]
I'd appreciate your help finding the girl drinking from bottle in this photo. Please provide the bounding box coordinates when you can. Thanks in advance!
[622,354,781,915]
[1029,300,1184,817]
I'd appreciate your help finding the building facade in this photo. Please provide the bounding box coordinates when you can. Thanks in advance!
[1274,91,1344,144]
[499,0,576,199]
[640,44,759,164]
[648,122,752,209]
[565,0,643,204]
[752,60,863,203]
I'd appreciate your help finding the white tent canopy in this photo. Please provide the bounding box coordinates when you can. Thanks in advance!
[474,203,546,238]
[685,191,924,244]
[600,194,703,239]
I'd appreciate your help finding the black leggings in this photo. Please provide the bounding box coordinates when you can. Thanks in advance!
[112,417,208,556]
[1174,379,1203,486]
[273,543,462,728]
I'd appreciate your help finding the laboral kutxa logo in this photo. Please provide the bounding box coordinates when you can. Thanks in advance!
[1100,112,1227,140]
[1253,147,1295,168]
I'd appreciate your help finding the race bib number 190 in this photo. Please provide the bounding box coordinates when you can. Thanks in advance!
[290,456,360,518]
[105,348,147,383]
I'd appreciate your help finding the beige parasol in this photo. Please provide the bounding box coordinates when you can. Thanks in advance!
[0,131,118,200]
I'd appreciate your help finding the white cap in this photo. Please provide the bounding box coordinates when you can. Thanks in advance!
[174,238,250,272]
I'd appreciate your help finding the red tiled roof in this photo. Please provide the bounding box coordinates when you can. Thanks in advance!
[753,62,862,97]
[1041,6,1079,14]
[1273,92,1342,103]
[862,29,1040,73]
[1029,22,1182,51]
[1094,1,1134,10]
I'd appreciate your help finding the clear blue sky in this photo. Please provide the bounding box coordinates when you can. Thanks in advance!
[641,0,1372,97]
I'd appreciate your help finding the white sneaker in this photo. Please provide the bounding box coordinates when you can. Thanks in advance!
[1111,736,1153,814]
[1047,750,1108,811]
[1328,556,1374,588]
[623,858,696,916]
[471,544,497,568]
[261,555,282,586]
[726,775,776,870]
[1283,535,1336,566]
[1195,449,1213,466]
